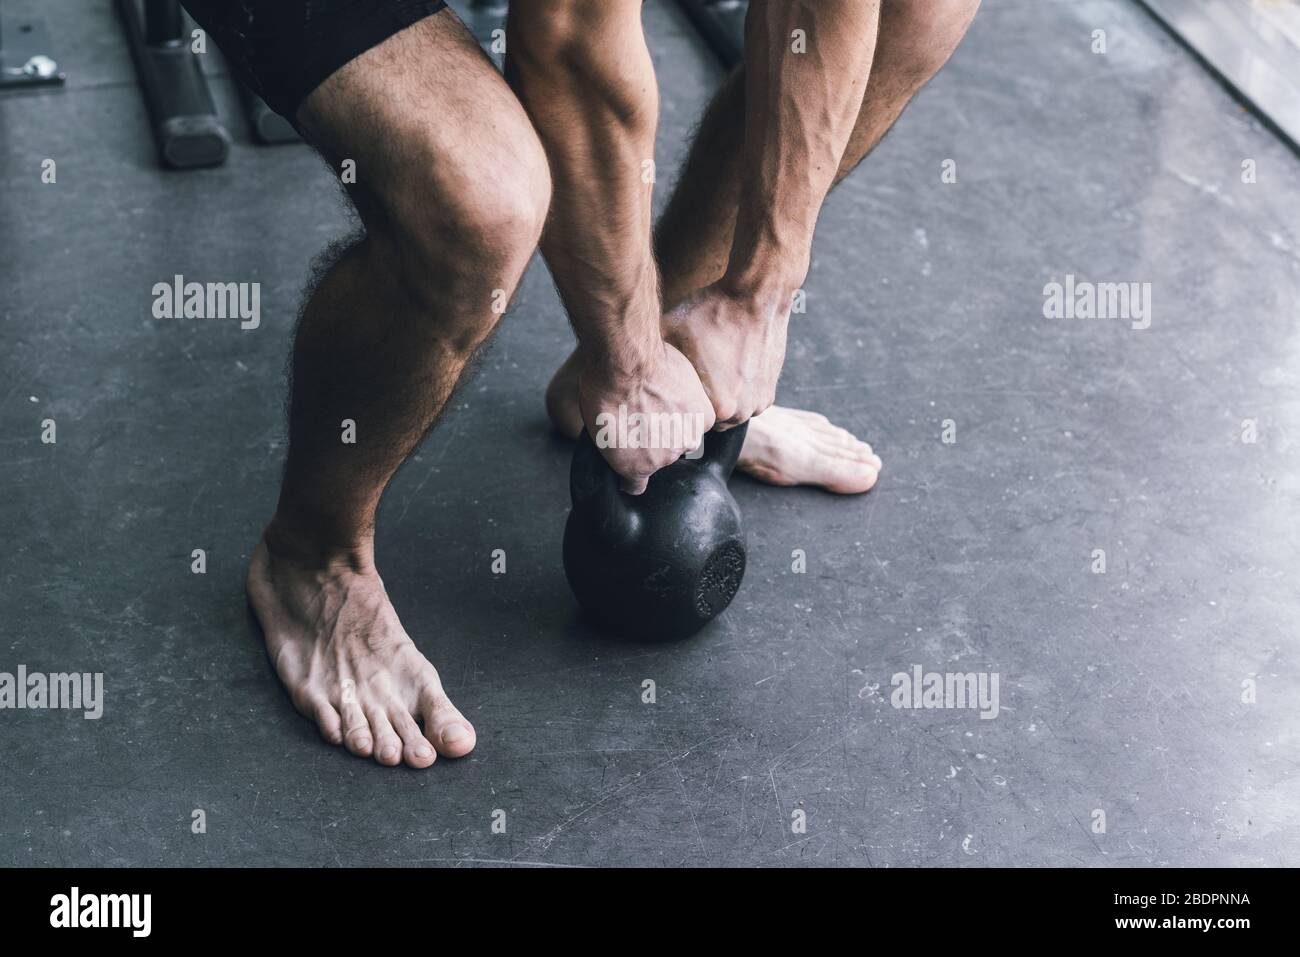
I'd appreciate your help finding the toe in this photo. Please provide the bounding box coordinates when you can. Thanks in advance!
[312,698,344,746]
[813,427,870,456]
[824,457,880,495]
[390,708,437,769]
[338,688,373,757]
[815,432,879,466]
[419,684,476,758]
[844,439,876,460]
[848,437,877,460]
[366,705,403,767]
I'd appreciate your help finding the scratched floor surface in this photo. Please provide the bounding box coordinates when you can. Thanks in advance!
[1,0,1298,866]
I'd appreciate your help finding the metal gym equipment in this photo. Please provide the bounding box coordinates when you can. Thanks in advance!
[239,78,299,145]
[116,0,300,170]
[116,0,230,168]
[0,1,66,89]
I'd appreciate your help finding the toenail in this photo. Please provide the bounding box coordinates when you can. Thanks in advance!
[415,744,433,759]
[381,744,399,760]
[441,725,471,747]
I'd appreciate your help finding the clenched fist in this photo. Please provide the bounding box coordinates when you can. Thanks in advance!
[663,283,790,430]
[577,339,717,495]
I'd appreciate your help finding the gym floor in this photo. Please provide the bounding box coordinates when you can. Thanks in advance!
[2,0,1298,867]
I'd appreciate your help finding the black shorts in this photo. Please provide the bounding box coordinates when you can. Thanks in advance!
[181,0,448,121]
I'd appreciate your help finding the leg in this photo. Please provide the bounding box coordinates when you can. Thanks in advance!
[547,0,980,493]
[656,0,983,305]
[247,11,551,768]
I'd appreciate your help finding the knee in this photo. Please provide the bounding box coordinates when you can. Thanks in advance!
[368,122,551,310]
[431,152,552,284]
[882,0,981,80]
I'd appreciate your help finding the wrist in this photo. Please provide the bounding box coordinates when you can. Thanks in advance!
[722,207,810,304]
[569,275,665,378]
[716,266,804,320]
[577,327,665,382]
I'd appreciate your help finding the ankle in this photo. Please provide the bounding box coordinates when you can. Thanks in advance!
[262,513,374,572]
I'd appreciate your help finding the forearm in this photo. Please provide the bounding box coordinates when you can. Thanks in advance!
[506,1,661,375]
[724,0,880,302]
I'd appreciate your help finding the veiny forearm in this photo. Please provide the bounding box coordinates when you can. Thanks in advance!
[506,3,661,374]
[724,0,880,301]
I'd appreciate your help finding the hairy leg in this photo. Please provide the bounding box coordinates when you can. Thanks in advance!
[547,0,981,493]
[656,0,983,305]
[249,10,551,768]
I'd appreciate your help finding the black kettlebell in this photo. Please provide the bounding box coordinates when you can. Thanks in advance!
[563,423,748,640]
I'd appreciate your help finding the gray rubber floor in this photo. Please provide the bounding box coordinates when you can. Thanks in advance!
[2,0,1298,867]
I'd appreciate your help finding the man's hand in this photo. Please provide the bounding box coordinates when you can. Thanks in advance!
[577,340,716,495]
[664,283,791,430]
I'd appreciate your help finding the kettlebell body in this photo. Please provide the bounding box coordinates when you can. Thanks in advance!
[563,424,748,640]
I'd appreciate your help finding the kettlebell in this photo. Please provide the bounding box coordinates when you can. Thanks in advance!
[563,422,748,640]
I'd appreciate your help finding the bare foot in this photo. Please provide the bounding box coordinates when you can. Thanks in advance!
[738,406,881,493]
[246,535,476,768]
[546,349,882,494]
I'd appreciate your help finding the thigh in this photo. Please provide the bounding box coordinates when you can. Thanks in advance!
[294,9,550,234]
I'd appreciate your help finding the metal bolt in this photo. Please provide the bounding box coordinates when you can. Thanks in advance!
[24,55,59,79]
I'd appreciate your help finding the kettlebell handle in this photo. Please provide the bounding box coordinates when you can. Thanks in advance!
[570,421,749,506]
[697,421,748,479]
